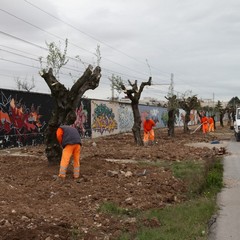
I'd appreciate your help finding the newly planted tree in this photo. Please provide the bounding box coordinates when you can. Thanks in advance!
[215,100,225,127]
[39,40,101,164]
[178,92,200,133]
[15,76,36,92]
[227,96,240,126]
[109,74,124,101]
[165,75,178,137]
[121,77,152,145]
[165,94,178,137]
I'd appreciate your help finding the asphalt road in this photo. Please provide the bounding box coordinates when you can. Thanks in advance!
[208,137,240,240]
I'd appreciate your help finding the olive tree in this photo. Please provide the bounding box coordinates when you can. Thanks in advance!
[121,77,152,145]
[39,40,101,164]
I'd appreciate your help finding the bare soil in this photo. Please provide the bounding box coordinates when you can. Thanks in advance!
[0,126,232,240]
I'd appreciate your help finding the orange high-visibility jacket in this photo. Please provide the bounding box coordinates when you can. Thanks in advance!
[201,116,208,125]
[143,119,156,132]
[208,117,213,124]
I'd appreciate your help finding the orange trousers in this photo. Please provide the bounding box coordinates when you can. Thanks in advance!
[143,129,155,143]
[59,144,81,179]
[208,123,214,132]
[202,124,208,134]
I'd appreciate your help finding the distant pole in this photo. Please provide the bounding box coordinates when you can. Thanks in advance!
[213,92,215,108]
[111,79,114,101]
[169,73,174,96]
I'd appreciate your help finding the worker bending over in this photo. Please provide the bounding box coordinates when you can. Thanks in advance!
[143,115,156,145]
[201,114,209,135]
[56,125,82,179]
[208,116,215,132]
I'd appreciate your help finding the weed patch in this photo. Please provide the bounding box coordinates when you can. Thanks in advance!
[118,157,223,240]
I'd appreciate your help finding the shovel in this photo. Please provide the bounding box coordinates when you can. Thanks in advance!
[190,122,204,134]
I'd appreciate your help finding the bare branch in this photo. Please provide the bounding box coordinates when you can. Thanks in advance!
[15,76,36,92]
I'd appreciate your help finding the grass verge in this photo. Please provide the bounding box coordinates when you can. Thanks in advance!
[99,156,223,240]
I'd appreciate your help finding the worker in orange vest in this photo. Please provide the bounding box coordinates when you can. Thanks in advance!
[143,115,156,145]
[56,125,82,180]
[208,116,214,132]
[201,114,209,135]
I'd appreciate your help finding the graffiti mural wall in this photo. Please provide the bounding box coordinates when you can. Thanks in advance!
[91,100,119,138]
[0,89,53,147]
[139,105,168,128]
[0,89,202,147]
[175,109,200,127]
[118,103,133,133]
[73,99,91,138]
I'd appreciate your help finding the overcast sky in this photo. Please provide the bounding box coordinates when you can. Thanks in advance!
[0,0,240,103]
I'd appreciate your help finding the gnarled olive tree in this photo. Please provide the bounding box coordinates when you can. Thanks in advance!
[165,94,178,137]
[40,40,101,164]
[121,77,152,145]
[41,65,101,164]
[178,93,200,133]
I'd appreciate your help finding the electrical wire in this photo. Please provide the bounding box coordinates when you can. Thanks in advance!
[0,5,206,99]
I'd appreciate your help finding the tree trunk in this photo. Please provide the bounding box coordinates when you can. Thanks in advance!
[41,65,101,164]
[183,111,190,133]
[121,77,151,146]
[168,109,175,137]
[220,113,224,127]
[131,101,143,146]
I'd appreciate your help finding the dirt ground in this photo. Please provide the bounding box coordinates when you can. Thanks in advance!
[0,126,233,240]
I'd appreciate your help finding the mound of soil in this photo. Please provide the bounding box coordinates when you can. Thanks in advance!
[0,126,232,239]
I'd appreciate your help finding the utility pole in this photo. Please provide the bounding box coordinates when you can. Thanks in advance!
[169,73,174,97]
[111,79,114,101]
[213,92,215,108]
[108,74,114,101]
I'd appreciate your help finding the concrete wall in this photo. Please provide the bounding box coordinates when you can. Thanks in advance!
[0,89,200,147]
[0,89,52,147]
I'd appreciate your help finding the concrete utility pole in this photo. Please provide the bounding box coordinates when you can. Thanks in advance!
[213,92,215,108]
[150,74,171,102]
[169,73,174,96]
[111,79,114,101]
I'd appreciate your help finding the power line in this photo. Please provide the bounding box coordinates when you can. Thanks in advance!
[23,0,163,71]
[0,56,193,100]
[0,8,156,80]
[0,30,47,51]
[0,37,146,82]
[23,0,175,79]
[0,57,39,69]
[0,44,39,57]
[0,29,171,84]
[0,5,206,98]
[0,8,94,55]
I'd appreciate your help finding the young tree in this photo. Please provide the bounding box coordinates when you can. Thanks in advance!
[165,74,178,137]
[109,74,124,101]
[165,94,178,137]
[178,92,200,133]
[121,77,152,145]
[39,39,69,80]
[39,40,101,164]
[227,96,240,109]
[15,76,36,92]
[226,97,240,127]
[215,100,225,127]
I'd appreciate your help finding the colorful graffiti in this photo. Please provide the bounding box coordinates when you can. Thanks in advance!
[91,102,118,134]
[118,104,133,132]
[73,99,91,138]
[0,90,51,147]
[161,111,168,127]
[139,105,168,128]
[190,109,199,125]
[0,89,202,147]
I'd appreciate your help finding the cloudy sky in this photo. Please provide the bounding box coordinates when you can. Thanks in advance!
[0,0,240,103]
